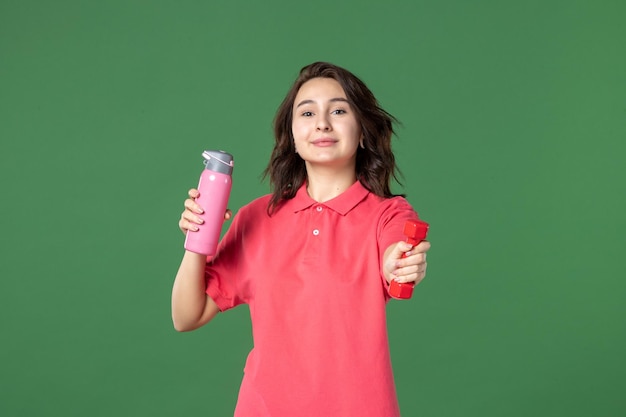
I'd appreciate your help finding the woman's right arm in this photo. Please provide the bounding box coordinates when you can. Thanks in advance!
[171,189,230,332]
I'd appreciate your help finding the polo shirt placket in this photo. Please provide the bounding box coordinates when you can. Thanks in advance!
[302,203,325,264]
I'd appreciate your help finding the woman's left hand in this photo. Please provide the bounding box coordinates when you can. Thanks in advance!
[383,240,431,285]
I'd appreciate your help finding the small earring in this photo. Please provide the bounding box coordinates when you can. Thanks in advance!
[359,138,365,149]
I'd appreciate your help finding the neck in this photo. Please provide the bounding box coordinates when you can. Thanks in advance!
[305,165,357,202]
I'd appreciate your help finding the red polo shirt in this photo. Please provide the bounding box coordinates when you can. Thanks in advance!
[206,181,418,416]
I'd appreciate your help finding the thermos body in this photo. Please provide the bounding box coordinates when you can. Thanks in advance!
[184,150,234,256]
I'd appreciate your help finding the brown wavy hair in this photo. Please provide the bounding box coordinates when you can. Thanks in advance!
[263,61,403,214]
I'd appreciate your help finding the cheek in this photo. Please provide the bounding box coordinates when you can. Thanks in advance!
[341,117,361,138]
[291,120,307,141]
[344,123,361,144]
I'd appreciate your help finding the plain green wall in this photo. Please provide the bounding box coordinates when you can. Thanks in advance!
[1,0,624,416]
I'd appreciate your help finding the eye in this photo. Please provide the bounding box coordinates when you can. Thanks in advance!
[301,111,313,117]
[331,108,347,115]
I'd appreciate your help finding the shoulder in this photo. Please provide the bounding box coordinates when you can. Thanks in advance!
[365,193,415,215]
[367,195,419,231]
[383,195,415,212]
[230,194,272,224]
[240,193,272,212]
[222,194,273,239]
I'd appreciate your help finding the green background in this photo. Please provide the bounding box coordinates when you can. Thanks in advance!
[1,0,624,415]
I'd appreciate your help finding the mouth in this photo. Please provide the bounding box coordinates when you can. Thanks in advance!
[311,138,338,147]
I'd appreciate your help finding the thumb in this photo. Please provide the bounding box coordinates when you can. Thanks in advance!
[392,240,414,259]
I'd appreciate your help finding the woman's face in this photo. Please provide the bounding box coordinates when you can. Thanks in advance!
[291,77,361,170]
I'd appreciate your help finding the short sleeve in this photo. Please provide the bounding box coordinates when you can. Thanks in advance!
[204,204,252,311]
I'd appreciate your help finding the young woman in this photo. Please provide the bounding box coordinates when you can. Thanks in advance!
[172,62,431,416]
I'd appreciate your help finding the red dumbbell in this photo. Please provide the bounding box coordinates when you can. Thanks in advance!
[389,219,430,299]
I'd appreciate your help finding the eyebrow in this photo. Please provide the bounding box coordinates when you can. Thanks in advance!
[295,97,349,108]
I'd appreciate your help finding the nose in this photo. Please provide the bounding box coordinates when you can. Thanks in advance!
[316,114,331,131]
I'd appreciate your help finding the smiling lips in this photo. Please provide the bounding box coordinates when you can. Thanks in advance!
[311,138,338,147]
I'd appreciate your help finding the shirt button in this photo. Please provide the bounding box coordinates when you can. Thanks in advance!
[316,206,323,212]
[313,229,320,236]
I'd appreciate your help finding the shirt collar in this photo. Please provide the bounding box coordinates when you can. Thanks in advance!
[287,180,370,215]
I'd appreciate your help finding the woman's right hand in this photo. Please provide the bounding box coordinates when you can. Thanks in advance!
[178,188,232,235]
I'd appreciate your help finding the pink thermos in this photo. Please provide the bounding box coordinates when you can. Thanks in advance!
[184,150,234,256]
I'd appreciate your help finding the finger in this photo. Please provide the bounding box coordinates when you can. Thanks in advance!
[224,209,233,220]
[391,271,418,284]
[188,188,200,199]
[396,252,427,269]
[184,198,204,214]
[393,264,418,278]
[393,261,428,283]
[394,241,414,259]
[393,270,427,284]
[414,240,431,253]
[182,209,204,226]
[179,218,199,234]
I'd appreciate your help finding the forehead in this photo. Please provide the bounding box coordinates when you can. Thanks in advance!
[294,77,346,102]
